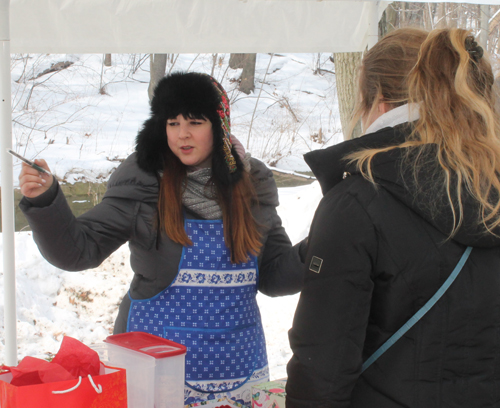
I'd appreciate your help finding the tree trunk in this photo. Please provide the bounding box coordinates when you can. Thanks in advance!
[239,54,257,95]
[429,3,438,29]
[229,54,257,94]
[379,2,398,39]
[229,54,247,69]
[148,54,167,102]
[104,54,112,67]
[459,4,467,29]
[489,6,500,32]
[211,53,218,77]
[405,3,423,27]
[494,75,500,113]
[334,52,362,140]
[436,3,446,28]
[446,3,457,28]
[480,5,490,51]
[489,6,500,53]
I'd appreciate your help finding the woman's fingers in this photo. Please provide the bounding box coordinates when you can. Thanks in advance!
[19,173,48,198]
[19,161,54,198]
[33,159,51,174]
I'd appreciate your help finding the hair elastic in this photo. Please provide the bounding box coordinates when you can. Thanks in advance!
[465,36,484,62]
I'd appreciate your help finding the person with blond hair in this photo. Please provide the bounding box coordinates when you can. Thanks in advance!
[18,72,307,406]
[286,28,500,407]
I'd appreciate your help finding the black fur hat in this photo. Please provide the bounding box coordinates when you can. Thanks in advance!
[135,72,243,185]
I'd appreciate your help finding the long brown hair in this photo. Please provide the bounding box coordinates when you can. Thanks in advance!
[349,28,500,237]
[348,28,429,137]
[157,129,262,264]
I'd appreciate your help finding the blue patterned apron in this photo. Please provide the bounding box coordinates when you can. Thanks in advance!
[127,219,269,406]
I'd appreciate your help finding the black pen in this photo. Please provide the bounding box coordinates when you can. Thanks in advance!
[7,149,52,176]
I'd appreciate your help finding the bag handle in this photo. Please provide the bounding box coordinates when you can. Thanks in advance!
[361,246,473,373]
[52,375,103,394]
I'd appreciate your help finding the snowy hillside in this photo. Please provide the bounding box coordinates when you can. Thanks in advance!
[9,53,342,184]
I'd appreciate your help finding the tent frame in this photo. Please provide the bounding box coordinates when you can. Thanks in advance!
[1,0,16,366]
[0,0,498,366]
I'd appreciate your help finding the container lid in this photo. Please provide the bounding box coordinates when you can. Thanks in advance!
[105,332,187,359]
[91,342,156,366]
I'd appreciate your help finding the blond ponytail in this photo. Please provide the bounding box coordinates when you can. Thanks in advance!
[349,28,500,238]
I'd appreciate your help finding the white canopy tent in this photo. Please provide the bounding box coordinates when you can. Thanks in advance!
[1,0,499,365]
[11,0,388,54]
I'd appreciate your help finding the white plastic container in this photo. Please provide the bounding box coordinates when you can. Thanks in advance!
[105,332,187,408]
[91,342,156,408]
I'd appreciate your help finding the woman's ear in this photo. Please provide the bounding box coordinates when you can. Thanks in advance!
[378,101,393,114]
[362,98,392,132]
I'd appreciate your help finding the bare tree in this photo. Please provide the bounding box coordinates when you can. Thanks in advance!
[240,54,257,95]
[211,53,218,77]
[104,54,112,67]
[490,7,500,33]
[434,3,445,28]
[229,54,246,69]
[494,74,500,111]
[229,53,257,94]
[148,54,167,102]
[11,54,91,154]
[334,52,362,140]
[379,3,398,38]
[379,3,500,37]
[489,7,500,53]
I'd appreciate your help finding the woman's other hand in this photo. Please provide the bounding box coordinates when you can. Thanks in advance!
[19,159,54,198]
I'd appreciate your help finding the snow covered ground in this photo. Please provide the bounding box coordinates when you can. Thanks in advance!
[1,52,331,379]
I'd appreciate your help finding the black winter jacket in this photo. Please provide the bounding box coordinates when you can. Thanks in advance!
[286,125,500,408]
[20,154,306,334]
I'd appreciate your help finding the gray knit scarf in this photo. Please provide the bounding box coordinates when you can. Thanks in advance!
[180,153,251,219]
[182,168,222,220]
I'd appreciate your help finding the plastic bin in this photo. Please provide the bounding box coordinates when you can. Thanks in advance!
[91,342,156,408]
[105,332,187,408]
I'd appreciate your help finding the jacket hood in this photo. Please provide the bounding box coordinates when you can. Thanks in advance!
[305,125,500,248]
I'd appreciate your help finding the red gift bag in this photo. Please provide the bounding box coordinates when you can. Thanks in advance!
[0,364,127,408]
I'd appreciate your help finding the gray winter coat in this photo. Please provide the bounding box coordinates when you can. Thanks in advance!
[20,153,306,333]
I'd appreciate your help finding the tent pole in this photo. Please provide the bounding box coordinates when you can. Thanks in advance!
[0,0,17,366]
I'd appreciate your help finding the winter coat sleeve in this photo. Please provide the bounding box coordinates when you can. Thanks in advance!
[19,154,158,272]
[249,158,307,296]
[19,182,135,271]
[286,186,377,408]
[258,212,307,297]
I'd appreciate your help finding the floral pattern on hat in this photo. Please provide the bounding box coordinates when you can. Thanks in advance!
[206,75,237,174]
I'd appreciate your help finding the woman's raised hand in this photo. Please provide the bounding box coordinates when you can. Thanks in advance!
[19,159,54,198]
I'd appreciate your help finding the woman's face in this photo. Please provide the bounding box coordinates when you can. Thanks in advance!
[166,114,214,168]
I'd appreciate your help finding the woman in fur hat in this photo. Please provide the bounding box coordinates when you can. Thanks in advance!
[19,72,307,406]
